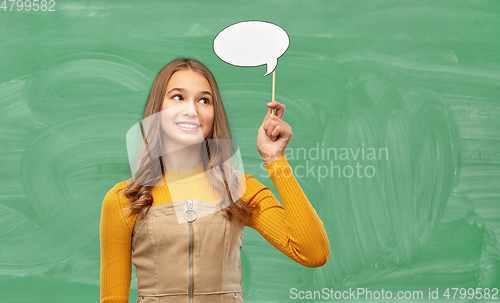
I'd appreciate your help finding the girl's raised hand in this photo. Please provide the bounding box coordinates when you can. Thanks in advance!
[257,100,293,165]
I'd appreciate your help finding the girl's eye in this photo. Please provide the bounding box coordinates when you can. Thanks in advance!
[200,98,210,104]
[172,95,182,101]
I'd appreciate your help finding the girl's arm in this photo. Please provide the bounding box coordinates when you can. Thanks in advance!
[243,155,330,268]
[100,184,133,303]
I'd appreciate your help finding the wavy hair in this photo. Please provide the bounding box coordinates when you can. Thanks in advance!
[117,58,255,222]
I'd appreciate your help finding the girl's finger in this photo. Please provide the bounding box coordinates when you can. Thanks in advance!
[263,108,272,131]
[271,125,280,141]
[267,101,285,119]
[266,121,276,138]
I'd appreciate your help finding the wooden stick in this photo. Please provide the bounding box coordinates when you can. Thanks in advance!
[271,70,276,115]
[272,69,276,102]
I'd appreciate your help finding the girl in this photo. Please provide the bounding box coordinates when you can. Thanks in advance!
[100,58,330,303]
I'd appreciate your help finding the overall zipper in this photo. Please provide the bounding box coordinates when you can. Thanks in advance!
[189,219,193,303]
[185,199,197,303]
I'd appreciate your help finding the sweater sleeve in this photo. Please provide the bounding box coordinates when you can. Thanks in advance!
[243,155,330,268]
[99,184,133,303]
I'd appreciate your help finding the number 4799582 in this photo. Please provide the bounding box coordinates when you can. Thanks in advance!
[443,288,498,300]
[1,0,55,12]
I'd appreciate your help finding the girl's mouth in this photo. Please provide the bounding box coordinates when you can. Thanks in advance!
[175,123,200,132]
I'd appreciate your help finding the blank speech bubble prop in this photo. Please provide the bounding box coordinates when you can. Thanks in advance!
[213,21,289,77]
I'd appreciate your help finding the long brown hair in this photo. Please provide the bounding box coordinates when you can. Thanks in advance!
[117,58,255,222]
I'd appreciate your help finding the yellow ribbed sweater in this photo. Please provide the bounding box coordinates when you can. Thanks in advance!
[100,155,330,303]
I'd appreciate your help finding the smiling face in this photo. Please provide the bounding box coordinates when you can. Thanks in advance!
[160,68,215,148]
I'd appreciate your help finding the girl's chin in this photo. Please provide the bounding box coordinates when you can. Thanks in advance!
[161,129,205,145]
[172,136,205,146]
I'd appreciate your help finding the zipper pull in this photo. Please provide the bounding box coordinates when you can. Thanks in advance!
[184,199,197,222]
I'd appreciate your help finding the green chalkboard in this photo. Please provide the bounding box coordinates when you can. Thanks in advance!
[1,0,500,302]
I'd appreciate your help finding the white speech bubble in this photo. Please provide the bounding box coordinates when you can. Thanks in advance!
[213,21,289,76]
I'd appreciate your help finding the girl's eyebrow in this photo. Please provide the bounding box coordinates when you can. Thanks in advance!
[167,87,213,98]
[201,91,213,98]
[167,88,185,94]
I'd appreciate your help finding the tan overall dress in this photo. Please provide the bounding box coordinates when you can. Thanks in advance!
[131,199,245,303]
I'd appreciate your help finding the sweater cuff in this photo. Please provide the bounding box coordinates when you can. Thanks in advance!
[263,155,293,182]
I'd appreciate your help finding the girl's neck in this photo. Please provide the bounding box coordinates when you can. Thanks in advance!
[162,143,203,173]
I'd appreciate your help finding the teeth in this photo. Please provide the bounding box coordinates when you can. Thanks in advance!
[177,123,199,129]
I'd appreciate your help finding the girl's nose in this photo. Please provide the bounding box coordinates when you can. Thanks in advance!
[182,100,198,116]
